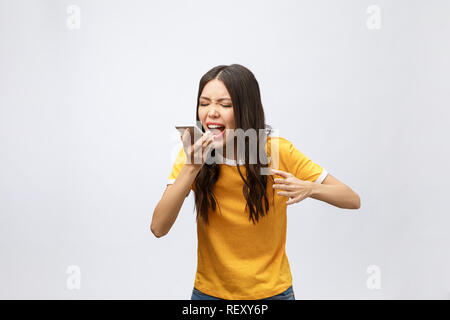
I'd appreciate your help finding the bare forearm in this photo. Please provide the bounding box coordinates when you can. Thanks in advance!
[309,183,360,209]
[151,165,199,237]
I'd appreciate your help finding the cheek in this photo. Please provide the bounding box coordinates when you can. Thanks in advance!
[226,110,235,127]
[198,109,206,119]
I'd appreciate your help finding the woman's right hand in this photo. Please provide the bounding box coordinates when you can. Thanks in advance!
[181,129,215,171]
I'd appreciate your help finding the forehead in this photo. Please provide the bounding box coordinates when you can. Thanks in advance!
[200,79,231,99]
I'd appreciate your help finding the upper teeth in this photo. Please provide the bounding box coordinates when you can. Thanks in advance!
[208,124,224,129]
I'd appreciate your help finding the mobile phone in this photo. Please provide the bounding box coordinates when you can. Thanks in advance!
[175,125,205,144]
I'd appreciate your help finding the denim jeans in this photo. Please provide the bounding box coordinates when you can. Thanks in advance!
[191,285,295,300]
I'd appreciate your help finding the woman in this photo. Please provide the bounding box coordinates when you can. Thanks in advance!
[151,64,361,300]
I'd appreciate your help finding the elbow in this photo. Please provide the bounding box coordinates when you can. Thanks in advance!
[151,226,166,238]
[150,222,167,238]
[150,206,168,238]
[351,194,361,210]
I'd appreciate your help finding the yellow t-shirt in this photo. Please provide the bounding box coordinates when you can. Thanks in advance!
[167,136,328,300]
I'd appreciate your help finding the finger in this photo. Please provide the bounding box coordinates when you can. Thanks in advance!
[276,191,296,197]
[273,184,295,191]
[270,168,291,178]
[286,196,305,205]
[190,140,213,165]
[203,132,215,145]
[203,133,214,148]
[203,142,214,160]
[182,136,192,151]
[202,130,213,143]
[195,137,215,164]
[195,133,214,154]
[181,129,193,147]
[273,178,288,184]
[182,128,191,139]
[192,131,212,153]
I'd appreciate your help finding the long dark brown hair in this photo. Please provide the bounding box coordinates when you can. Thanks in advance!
[193,64,275,225]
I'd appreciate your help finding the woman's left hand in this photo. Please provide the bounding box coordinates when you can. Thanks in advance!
[270,168,315,205]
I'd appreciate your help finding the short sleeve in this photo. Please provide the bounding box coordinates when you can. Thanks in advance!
[283,139,328,184]
[167,146,194,190]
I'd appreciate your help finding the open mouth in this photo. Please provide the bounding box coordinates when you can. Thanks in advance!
[207,124,226,138]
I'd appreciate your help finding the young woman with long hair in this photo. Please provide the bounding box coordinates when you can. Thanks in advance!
[151,64,361,300]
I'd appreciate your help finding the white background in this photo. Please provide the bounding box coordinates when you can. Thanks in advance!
[1,0,449,299]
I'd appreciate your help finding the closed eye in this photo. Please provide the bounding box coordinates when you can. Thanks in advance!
[199,103,232,108]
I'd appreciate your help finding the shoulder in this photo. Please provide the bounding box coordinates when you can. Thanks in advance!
[264,125,293,147]
[266,135,311,169]
[266,135,298,154]
[266,135,297,165]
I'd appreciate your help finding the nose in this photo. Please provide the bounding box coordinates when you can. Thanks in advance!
[207,106,220,118]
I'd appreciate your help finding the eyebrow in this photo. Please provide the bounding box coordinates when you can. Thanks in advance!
[199,96,232,102]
